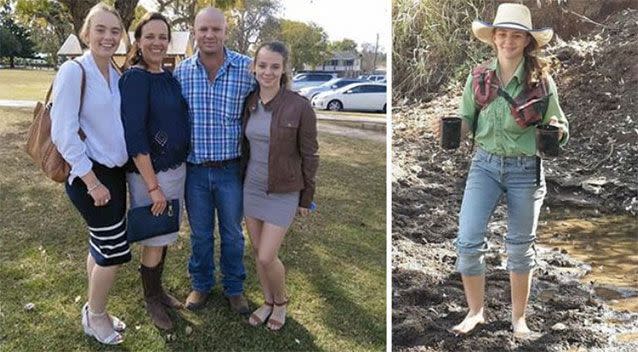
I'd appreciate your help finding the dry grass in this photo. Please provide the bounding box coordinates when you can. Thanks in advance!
[0,69,55,101]
[392,0,491,103]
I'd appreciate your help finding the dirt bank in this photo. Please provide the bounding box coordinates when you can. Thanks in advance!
[392,8,638,352]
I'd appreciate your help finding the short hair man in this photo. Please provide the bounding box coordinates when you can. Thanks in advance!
[174,7,254,315]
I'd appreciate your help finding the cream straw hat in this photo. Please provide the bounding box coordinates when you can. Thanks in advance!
[472,3,553,47]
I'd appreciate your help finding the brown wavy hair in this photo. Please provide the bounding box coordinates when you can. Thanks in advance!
[124,12,172,70]
[253,41,291,88]
[522,35,551,88]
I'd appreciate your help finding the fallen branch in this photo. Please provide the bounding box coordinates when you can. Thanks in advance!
[561,7,618,30]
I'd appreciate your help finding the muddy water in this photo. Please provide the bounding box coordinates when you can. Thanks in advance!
[537,212,638,312]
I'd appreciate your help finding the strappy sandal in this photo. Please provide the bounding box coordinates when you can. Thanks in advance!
[266,300,288,331]
[110,314,126,332]
[248,301,273,326]
[81,303,123,345]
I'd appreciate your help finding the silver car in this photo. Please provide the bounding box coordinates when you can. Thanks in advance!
[291,73,338,91]
[298,78,363,100]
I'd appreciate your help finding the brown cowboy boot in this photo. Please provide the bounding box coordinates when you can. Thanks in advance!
[139,262,173,330]
[156,247,184,309]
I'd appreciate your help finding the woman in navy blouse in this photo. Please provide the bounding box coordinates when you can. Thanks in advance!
[119,12,189,331]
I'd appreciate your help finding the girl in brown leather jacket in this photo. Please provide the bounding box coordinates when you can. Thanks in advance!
[240,41,319,330]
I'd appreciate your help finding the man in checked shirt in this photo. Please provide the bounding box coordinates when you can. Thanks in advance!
[174,7,254,315]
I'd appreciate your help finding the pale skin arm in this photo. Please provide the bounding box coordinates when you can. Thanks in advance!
[547,116,564,141]
[80,171,110,207]
[131,154,166,216]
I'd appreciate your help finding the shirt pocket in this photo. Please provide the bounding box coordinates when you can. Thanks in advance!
[222,92,244,123]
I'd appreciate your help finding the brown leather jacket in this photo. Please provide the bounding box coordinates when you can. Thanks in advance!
[241,87,319,208]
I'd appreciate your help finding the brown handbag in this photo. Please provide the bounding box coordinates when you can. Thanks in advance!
[25,60,86,183]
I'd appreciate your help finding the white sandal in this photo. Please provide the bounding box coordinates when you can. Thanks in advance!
[110,314,126,332]
[81,303,123,345]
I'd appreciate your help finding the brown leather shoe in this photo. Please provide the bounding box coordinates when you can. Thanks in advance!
[227,294,250,316]
[185,290,210,310]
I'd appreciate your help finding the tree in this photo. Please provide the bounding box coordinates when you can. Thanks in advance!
[154,0,238,30]
[227,0,280,54]
[57,0,98,39]
[360,42,385,73]
[279,19,328,71]
[0,4,36,68]
[114,0,140,34]
[329,38,358,53]
[15,0,139,50]
[14,0,73,46]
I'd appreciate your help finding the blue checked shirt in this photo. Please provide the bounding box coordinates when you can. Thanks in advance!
[174,49,255,163]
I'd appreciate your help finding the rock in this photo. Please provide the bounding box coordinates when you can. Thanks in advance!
[185,326,193,336]
[24,303,35,311]
[538,289,559,302]
[552,322,568,331]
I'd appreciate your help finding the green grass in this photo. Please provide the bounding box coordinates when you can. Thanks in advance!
[0,107,386,351]
[0,69,56,101]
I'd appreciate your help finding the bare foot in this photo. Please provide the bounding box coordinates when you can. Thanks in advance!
[267,302,287,331]
[450,310,485,335]
[512,316,540,340]
[248,303,273,326]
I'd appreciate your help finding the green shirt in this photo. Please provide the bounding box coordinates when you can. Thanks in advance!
[459,58,569,156]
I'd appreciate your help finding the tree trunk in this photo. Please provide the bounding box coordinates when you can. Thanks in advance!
[9,56,15,69]
[115,0,140,32]
[59,0,99,46]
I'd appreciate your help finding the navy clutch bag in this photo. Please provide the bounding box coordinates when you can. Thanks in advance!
[126,199,180,243]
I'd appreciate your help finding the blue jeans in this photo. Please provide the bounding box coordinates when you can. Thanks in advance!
[185,161,246,296]
[454,148,546,276]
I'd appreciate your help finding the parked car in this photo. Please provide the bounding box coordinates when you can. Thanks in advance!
[298,78,363,100]
[291,72,338,91]
[311,82,387,112]
[367,74,386,82]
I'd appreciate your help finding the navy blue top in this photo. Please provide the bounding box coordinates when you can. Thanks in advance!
[120,67,190,173]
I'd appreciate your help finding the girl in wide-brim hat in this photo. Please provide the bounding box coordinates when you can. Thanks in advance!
[450,2,569,339]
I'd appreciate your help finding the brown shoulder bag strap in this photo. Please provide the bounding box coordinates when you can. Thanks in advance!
[70,59,87,140]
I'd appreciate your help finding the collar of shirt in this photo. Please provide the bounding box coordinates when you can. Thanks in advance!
[186,48,245,70]
[78,51,121,92]
[491,57,526,88]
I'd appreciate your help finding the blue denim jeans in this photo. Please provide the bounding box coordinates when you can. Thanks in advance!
[185,161,246,296]
[455,148,547,276]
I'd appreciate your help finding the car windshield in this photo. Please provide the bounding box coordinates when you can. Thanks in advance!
[319,78,340,87]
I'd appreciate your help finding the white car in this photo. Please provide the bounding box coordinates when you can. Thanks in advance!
[311,82,387,112]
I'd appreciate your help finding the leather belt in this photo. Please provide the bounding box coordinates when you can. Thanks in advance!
[200,158,240,168]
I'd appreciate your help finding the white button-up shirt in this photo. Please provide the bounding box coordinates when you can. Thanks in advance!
[51,51,128,183]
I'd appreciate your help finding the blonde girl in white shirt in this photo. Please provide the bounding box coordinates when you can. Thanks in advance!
[51,3,129,345]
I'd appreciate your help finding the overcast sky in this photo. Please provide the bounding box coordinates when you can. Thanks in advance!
[140,0,389,51]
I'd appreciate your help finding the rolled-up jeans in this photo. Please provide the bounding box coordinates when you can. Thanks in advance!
[454,148,547,276]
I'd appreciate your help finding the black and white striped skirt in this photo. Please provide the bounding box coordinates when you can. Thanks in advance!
[65,161,131,266]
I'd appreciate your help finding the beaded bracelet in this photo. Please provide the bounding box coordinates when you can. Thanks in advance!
[86,182,101,194]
